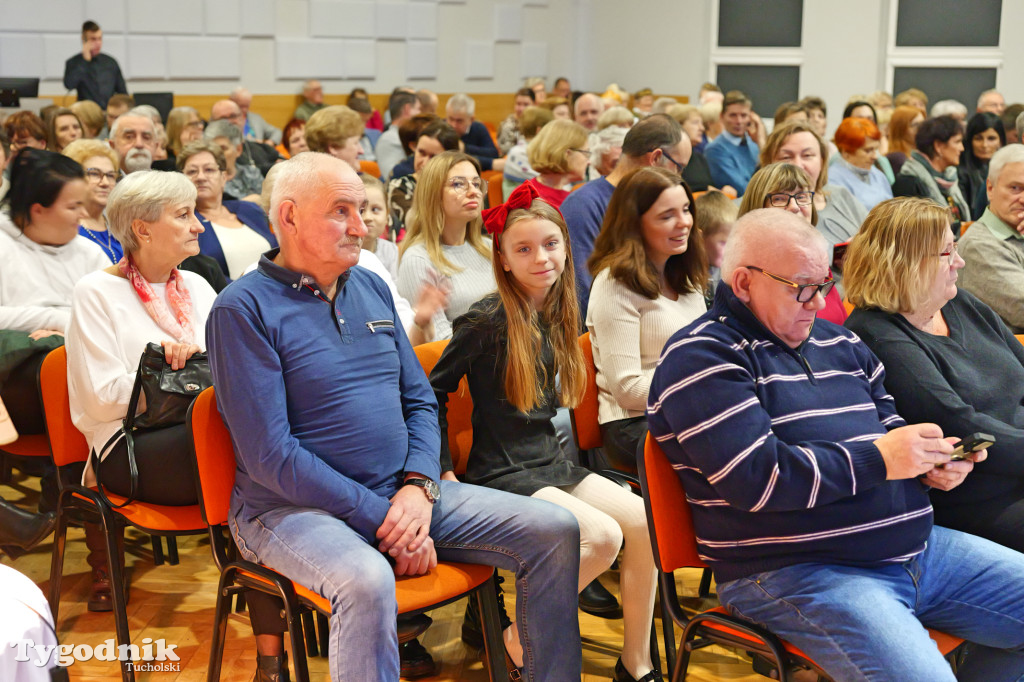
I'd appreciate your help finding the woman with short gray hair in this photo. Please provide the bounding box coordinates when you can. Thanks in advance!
[65,169,219,611]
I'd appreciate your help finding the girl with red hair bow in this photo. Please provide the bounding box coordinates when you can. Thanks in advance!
[428,183,661,682]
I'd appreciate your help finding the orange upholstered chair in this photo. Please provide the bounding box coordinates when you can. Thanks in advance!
[639,433,965,680]
[570,332,602,452]
[413,340,475,474]
[359,159,381,180]
[188,387,506,681]
[42,347,206,682]
[486,171,504,210]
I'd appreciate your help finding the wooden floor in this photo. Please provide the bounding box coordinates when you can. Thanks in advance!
[2,471,765,682]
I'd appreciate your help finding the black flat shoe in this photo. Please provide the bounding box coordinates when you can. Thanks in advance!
[400,638,438,680]
[613,657,663,682]
[252,651,290,682]
[579,578,621,619]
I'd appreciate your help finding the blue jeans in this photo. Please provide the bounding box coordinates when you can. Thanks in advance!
[716,526,1024,682]
[230,480,581,682]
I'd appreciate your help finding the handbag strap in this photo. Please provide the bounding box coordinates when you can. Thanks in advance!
[93,351,148,509]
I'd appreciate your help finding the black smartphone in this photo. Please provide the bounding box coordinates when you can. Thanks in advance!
[949,432,995,461]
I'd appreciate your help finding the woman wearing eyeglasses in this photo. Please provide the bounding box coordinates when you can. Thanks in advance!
[62,139,123,263]
[844,196,1024,552]
[397,151,494,342]
[739,162,848,324]
[523,119,592,208]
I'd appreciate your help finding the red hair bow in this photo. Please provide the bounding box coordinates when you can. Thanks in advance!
[481,182,542,241]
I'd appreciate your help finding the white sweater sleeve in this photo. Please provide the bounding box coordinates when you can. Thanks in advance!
[357,250,415,334]
[65,283,137,428]
[397,246,450,340]
[588,272,652,414]
[0,305,70,334]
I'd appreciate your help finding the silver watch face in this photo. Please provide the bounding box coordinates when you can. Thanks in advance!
[408,478,440,502]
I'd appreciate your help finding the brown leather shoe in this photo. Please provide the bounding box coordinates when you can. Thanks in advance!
[83,522,126,613]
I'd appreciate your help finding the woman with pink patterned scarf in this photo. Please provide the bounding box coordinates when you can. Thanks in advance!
[65,170,217,610]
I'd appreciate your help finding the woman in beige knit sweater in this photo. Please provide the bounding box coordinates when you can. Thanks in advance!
[586,167,708,471]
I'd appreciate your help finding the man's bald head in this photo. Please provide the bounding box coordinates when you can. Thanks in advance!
[573,93,602,131]
[211,99,245,131]
[230,87,253,115]
[723,209,831,348]
[722,208,827,280]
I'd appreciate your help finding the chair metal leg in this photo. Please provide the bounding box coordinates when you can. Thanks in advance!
[165,536,179,565]
[0,452,10,484]
[301,610,318,657]
[99,509,135,682]
[659,574,678,676]
[649,616,662,676]
[316,612,329,658]
[282,592,311,682]
[206,567,236,682]
[46,490,72,621]
[234,590,247,614]
[150,535,164,566]
[697,568,712,599]
[477,574,510,682]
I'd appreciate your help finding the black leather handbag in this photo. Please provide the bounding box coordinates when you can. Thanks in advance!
[95,343,212,507]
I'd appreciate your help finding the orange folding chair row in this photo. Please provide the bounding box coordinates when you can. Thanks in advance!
[639,433,965,681]
[40,346,206,682]
[187,387,509,681]
[358,158,381,180]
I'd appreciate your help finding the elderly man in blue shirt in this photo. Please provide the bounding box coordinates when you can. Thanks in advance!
[206,151,582,681]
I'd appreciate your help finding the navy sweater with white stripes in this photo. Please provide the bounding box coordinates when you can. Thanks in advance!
[648,284,933,583]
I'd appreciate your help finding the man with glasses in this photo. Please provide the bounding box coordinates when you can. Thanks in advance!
[704,90,761,196]
[648,208,1024,681]
[561,113,691,315]
[210,99,280,177]
[959,144,1024,333]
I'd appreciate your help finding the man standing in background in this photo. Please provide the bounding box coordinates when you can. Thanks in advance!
[63,21,127,108]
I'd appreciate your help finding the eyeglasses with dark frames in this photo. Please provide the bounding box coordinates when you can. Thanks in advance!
[661,148,686,174]
[745,266,835,303]
[766,191,815,208]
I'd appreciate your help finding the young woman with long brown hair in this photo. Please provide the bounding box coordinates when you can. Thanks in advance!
[429,183,660,682]
[587,167,708,472]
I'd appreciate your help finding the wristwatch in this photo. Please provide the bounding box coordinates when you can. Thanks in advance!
[404,477,441,504]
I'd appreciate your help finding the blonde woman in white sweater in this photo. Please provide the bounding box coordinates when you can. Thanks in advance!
[586,167,708,471]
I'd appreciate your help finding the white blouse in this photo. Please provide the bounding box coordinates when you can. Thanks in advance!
[65,270,218,483]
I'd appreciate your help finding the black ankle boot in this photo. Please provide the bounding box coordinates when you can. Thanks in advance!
[252,651,290,682]
[0,499,55,558]
[461,574,513,650]
[578,578,621,618]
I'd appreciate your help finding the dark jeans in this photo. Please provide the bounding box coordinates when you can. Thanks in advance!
[96,424,197,506]
[599,416,648,475]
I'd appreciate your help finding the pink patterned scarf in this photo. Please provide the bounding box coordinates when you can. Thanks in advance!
[118,256,195,343]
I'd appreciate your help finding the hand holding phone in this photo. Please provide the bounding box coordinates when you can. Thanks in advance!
[949,432,995,461]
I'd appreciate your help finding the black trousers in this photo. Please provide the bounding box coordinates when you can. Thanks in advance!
[933,489,1024,554]
[598,416,648,475]
[97,424,197,507]
[0,351,48,435]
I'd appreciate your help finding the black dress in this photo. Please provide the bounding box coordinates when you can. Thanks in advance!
[429,294,589,495]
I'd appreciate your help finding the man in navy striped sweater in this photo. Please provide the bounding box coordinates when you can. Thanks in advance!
[649,208,1024,681]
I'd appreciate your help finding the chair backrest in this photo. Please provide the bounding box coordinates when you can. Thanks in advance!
[638,432,707,573]
[1016,334,1024,347]
[187,387,236,527]
[359,159,381,180]
[39,347,89,467]
[570,332,602,450]
[413,340,474,475]
[487,172,503,209]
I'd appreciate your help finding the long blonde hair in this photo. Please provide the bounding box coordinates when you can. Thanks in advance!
[400,151,489,275]
[489,199,586,413]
